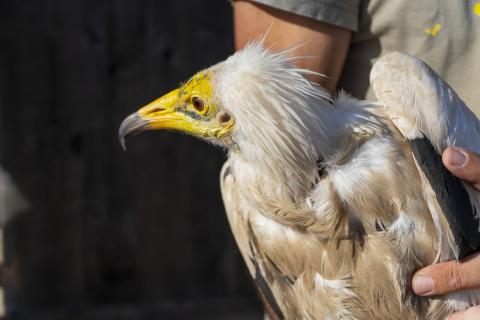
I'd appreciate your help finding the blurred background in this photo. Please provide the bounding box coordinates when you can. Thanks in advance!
[0,0,262,319]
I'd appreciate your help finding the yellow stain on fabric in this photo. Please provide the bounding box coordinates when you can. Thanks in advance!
[474,2,480,16]
[425,24,442,36]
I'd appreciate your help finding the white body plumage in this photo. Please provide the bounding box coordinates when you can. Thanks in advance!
[216,44,480,319]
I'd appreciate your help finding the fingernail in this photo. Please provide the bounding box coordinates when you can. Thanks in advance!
[412,275,434,295]
[447,148,467,167]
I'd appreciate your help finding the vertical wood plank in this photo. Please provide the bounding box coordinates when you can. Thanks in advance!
[0,0,261,317]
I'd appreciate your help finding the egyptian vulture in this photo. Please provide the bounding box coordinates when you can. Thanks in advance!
[119,43,480,320]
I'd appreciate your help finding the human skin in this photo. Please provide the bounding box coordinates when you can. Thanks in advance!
[234,2,480,318]
[233,0,351,92]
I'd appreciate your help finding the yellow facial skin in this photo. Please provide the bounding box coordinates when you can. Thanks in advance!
[137,71,234,139]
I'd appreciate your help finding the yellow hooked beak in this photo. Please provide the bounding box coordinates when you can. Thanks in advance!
[119,88,197,150]
[118,85,234,150]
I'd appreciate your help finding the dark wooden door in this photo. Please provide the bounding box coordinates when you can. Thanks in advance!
[0,0,261,318]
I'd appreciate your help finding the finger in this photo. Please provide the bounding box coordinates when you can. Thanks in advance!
[411,253,480,296]
[442,147,480,189]
[447,305,480,320]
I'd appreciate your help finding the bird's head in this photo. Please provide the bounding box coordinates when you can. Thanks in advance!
[119,42,333,184]
[119,67,236,149]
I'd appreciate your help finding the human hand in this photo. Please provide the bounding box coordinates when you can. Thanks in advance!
[442,147,480,189]
[411,147,480,319]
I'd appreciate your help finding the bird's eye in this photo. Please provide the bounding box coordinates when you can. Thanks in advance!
[192,97,205,113]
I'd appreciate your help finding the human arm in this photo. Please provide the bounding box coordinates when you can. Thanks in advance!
[233,0,351,92]
[411,147,480,319]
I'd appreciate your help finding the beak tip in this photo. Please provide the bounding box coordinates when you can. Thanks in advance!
[118,112,148,150]
[119,138,127,151]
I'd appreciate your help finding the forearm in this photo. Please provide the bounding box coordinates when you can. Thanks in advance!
[233,0,351,92]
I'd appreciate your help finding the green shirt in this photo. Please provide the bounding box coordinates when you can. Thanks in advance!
[251,0,480,116]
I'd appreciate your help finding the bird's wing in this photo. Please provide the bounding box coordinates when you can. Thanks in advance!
[370,52,480,260]
[219,161,285,320]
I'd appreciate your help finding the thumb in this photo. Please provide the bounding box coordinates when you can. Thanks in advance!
[442,147,480,189]
[411,253,480,296]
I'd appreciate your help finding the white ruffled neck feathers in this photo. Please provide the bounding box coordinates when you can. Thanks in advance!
[213,43,338,196]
